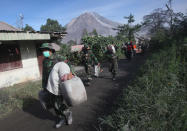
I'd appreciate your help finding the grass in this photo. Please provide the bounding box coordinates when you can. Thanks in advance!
[0,80,41,118]
[97,43,187,131]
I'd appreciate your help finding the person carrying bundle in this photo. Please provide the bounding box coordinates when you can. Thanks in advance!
[39,43,73,128]
[105,44,118,81]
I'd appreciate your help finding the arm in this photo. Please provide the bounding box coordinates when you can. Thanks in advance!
[91,53,99,65]
[42,60,47,89]
[67,61,76,75]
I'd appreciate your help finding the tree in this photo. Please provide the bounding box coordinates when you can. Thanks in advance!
[82,28,88,37]
[143,0,185,38]
[116,14,141,41]
[125,13,135,24]
[40,18,66,32]
[166,0,174,31]
[67,40,76,45]
[172,14,187,42]
[165,0,184,36]
[143,8,166,34]
[23,24,35,32]
[90,29,98,36]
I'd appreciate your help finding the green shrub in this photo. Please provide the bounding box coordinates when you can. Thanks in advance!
[98,43,187,131]
[82,36,124,61]
[69,51,82,65]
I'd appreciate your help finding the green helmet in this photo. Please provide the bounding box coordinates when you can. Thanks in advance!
[40,43,55,51]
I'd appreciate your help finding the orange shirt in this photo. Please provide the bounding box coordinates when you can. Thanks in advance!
[133,45,137,49]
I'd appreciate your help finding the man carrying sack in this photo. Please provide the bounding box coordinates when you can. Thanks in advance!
[105,44,118,81]
[39,43,73,128]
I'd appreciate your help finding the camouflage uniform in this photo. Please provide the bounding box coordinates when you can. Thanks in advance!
[40,43,72,126]
[105,46,118,80]
[82,46,98,82]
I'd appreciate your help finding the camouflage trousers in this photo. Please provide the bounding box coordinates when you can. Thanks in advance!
[84,64,92,80]
[109,60,118,78]
[49,93,70,119]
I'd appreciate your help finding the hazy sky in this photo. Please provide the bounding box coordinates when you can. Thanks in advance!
[0,0,186,30]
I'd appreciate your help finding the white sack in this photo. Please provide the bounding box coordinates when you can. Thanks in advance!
[60,76,87,106]
[46,62,70,95]
[94,65,100,77]
[111,45,116,54]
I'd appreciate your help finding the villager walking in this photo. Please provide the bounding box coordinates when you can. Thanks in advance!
[105,44,118,80]
[126,41,134,60]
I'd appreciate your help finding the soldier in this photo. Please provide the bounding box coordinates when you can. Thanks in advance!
[105,44,118,80]
[40,43,72,128]
[81,44,99,85]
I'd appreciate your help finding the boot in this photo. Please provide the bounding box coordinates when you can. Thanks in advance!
[64,110,73,125]
[85,81,90,86]
[55,118,66,128]
[88,77,92,81]
[66,111,73,125]
[112,74,116,81]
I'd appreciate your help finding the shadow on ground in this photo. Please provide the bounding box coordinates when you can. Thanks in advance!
[22,98,58,122]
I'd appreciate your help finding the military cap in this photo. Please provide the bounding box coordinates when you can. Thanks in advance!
[40,43,61,51]
[40,43,54,51]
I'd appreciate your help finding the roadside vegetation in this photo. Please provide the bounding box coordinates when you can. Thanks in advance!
[96,0,187,130]
[0,81,41,118]
[97,41,187,131]
[58,35,125,66]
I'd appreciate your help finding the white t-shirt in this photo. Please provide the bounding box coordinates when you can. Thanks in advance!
[46,62,70,95]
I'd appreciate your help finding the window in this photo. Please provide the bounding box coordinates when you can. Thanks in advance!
[0,43,22,72]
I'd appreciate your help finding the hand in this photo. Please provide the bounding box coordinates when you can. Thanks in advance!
[64,60,68,63]
[61,73,74,82]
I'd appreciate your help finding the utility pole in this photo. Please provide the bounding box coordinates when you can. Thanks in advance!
[166,0,174,33]
[16,13,24,30]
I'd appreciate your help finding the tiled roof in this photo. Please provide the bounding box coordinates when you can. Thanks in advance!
[71,44,84,52]
[0,21,21,31]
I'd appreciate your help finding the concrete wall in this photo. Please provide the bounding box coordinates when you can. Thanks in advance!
[0,41,40,88]
[0,32,50,41]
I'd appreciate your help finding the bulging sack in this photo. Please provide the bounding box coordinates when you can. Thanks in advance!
[60,76,87,106]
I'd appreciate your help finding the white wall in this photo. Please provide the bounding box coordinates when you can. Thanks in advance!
[0,41,40,88]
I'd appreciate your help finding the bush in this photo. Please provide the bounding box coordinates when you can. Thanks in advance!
[82,36,124,61]
[98,43,187,131]
[69,51,82,65]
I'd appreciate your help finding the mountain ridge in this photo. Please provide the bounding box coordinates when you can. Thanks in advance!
[62,12,122,44]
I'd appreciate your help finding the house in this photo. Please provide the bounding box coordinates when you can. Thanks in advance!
[0,22,65,88]
[71,44,84,52]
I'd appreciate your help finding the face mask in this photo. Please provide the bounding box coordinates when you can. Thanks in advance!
[43,51,50,57]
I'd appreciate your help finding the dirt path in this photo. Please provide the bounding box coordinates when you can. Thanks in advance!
[0,54,148,131]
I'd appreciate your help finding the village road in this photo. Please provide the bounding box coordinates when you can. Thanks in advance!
[0,53,148,131]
